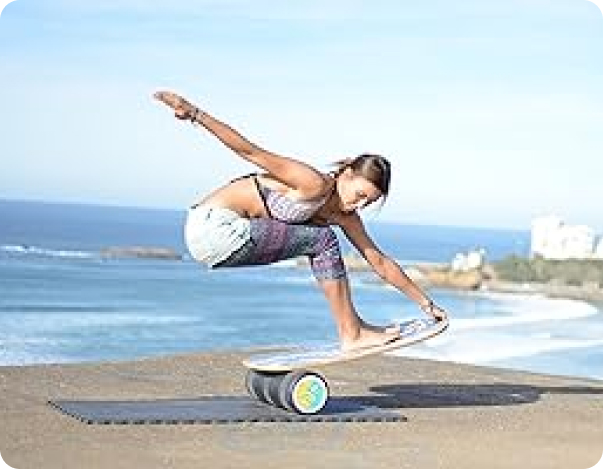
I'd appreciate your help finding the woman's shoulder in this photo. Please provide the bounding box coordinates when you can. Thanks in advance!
[307,171,336,195]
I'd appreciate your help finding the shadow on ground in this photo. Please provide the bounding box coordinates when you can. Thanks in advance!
[336,383,603,409]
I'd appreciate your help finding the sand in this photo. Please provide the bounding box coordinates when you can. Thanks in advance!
[1,351,602,469]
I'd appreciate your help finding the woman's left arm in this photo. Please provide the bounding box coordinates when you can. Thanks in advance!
[338,213,448,321]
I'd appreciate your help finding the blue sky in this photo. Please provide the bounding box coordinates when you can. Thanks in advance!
[0,0,602,229]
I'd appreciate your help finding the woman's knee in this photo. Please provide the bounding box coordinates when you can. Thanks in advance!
[309,227,346,280]
[310,226,339,254]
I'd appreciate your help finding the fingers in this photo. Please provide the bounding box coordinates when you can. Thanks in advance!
[434,307,448,322]
[153,90,197,120]
[423,303,448,322]
[153,90,170,103]
[153,90,180,108]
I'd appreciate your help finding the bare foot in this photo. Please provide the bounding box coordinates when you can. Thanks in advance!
[340,326,400,352]
[359,318,400,335]
[153,91,198,120]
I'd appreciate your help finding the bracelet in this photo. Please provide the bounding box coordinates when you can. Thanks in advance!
[191,108,208,124]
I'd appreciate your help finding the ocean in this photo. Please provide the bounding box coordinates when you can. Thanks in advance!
[1,199,602,381]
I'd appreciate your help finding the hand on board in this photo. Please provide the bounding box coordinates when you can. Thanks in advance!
[421,301,448,322]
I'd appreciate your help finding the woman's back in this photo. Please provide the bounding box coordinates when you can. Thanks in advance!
[197,174,332,222]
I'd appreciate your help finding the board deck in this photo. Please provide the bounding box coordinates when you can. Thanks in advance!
[244,317,449,372]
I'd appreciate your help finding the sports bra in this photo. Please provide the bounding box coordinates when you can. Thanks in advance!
[252,175,333,223]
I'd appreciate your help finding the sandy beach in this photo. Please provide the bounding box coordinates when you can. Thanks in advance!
[1,351,602,469]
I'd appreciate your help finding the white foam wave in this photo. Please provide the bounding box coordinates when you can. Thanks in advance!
[0,336,71,366]
[389,291,602,368]
[390,332,603,364]
[0,336,64,346]
[442,291,599,333]
[1,313,201,329]
[479,291,597,314]
[0,352,72,366]
[1,244,95,259]
[451,308,596,332]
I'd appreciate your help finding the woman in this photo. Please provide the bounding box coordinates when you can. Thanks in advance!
[154,91,448,352]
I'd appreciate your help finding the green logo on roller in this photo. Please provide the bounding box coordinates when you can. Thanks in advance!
[293,375,327,413]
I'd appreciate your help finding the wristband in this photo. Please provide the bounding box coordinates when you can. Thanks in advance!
[191,108,208,124]
[420,300,434,313]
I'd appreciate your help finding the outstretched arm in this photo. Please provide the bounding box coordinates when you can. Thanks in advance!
[154,91,328,197]
[338,213,448,321]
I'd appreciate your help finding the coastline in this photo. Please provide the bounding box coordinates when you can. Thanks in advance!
[479,279,603,307]
[1,350,602,469]
[324,254,603,307]
[78,243,603,306]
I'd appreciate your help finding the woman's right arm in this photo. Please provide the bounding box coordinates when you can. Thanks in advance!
[154,91,328,197]
[338,212,448,322]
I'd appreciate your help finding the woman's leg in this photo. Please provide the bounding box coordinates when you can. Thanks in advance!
[217,219,399,350]
[317,278,401,350]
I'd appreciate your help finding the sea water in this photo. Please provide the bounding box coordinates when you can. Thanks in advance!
[0,199,601,381]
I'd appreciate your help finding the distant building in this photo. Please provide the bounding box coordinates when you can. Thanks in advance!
[531,216,595,260]
[595,239,603,260]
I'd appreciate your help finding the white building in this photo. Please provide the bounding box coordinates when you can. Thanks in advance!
[531,216,596,260]
[595,239,603,259]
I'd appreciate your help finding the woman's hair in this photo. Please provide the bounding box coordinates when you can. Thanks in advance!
[331,154,391,203]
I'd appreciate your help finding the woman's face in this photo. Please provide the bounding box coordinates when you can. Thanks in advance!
[337,167,382,213]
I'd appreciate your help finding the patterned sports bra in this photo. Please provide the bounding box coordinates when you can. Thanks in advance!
[252,175,333,224]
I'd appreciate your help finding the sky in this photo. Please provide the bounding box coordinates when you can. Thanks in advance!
[0,0,602,230]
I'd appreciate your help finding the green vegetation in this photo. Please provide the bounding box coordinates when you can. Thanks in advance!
[493,255,603,287]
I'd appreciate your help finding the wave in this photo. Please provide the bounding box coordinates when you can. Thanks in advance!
[1,311,202,329]
[389,291,603,371]
[0,351,72,367]
[390,332,603,365]
[0,304,124,314]
[439,290,599,332]
[450,307,597,332]
[474,290,596,311]
[1,244,95,259]
[0,335,71,366]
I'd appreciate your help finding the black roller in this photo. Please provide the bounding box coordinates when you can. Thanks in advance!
[245,369,270,404]
[245,369,329,414]
[245,369,287,406]
[264,372,288,407]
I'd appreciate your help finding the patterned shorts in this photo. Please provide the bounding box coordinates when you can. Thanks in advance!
[216,217,347,281]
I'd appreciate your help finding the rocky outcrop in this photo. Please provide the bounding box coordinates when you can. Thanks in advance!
[100,246,182,261]
[418,267,484,290]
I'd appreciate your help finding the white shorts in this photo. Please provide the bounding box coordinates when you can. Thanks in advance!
[184,206,251,267]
